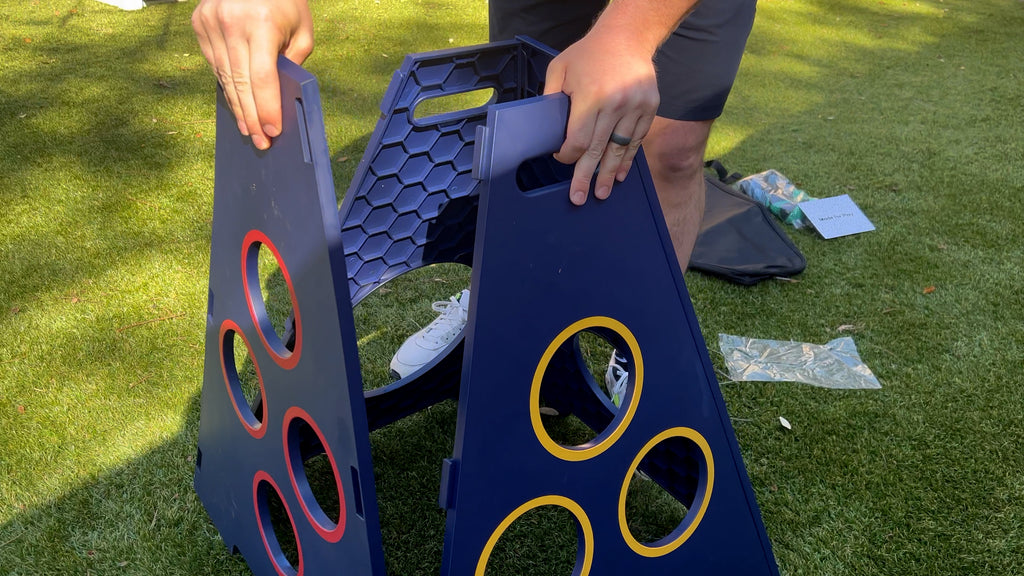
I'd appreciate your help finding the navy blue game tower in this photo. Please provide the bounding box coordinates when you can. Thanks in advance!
[194,38,780,576]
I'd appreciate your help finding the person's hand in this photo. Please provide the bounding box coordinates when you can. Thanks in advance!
[544,29,660,206]
[192,0,314,150]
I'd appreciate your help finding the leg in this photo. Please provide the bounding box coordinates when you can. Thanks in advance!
[642,117,714,269]
[643,0,756,268]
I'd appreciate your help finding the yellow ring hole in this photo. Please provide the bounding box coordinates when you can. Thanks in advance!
[618,427,714,557]
[530,317,643,462]
[475,495,593,576]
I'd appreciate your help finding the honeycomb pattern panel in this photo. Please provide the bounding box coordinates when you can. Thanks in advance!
[339,39,556,305]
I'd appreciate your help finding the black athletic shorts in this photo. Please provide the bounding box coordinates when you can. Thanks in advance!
[489,0,757,121]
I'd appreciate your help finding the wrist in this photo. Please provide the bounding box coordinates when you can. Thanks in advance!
[588,0,697,57]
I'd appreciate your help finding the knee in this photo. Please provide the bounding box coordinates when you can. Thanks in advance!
[646,142,705,179]
[642,121,712,179]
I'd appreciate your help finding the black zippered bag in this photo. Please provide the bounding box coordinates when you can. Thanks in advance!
[689,161,807,285]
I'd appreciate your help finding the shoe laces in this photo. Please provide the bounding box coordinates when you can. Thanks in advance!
[418,292,469,345]
[607,352,629,401]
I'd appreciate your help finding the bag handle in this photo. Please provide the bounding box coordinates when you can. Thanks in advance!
[704,159,743,185]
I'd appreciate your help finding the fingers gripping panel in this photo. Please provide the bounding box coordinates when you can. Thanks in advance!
[439,96,780,575]
[194,59,385,576]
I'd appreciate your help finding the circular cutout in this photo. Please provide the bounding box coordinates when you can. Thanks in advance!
[476,496,592,576]
[618,428,714,557]
[243,230,302,370]
[623,460,692,546]
[284,407,347,543]
[538,329,626,448]
[253,471,303,576]
[575,331,618,400]
[257,239,296,342]
[531,317,643,462]
[220,319,266,438]
[352,262,471,388]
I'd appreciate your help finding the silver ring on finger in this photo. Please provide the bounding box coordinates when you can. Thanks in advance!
[609,132,632,146]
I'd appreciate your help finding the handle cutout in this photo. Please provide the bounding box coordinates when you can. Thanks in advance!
[515,153,573,194]
[412,88,497,125]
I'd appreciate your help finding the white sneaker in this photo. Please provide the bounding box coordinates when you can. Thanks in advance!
[389,289,470,379]
[605,350,629,407]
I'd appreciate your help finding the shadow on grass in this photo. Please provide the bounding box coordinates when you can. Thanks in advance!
[0,3,212,325]
[0,375,693,576]
[0,0,461,321]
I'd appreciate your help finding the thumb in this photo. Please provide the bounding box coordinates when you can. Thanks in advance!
[282,33,313,65]
[282,5,314,65]
[543,58,566,96]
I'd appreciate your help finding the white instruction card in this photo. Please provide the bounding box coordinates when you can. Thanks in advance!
[799,194,875,239]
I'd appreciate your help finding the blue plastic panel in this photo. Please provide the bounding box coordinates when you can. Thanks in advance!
[340,38,556,305]
[439,93,780,576]
[341,38,558,429]
[194,57,385,576]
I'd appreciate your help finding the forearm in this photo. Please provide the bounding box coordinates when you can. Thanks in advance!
[588,0,700,56]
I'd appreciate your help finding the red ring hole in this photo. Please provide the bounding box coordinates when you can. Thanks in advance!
[284,407,347,543]
[242,229,302,370]
[253,471,303,576]
[220,320,267,438]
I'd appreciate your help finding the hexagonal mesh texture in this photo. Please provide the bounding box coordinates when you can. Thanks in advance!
[336,36,706,511]
[340,38,556,305]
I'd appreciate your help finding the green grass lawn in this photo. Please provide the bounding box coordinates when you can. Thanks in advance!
[2,0,1023,574]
